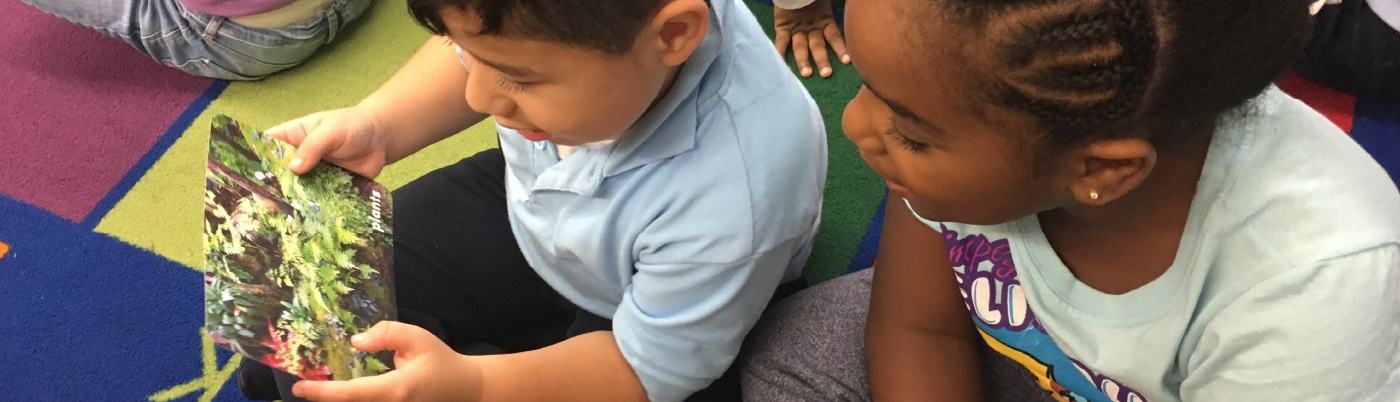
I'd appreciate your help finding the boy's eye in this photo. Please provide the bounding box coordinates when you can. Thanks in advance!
[496,76,534,93]
[885,118,928,153]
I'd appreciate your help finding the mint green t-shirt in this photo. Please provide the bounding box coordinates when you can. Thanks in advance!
[910,87,1400,402]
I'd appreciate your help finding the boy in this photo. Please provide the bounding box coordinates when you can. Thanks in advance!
[235,0,828,401]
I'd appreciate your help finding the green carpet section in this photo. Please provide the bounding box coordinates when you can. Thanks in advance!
[743,3,883,282]
[96,0,881,283]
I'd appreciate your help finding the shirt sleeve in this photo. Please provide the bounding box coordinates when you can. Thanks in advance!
[610,237,803,402]
[773,0,817,10]
[1180,245,1400,402]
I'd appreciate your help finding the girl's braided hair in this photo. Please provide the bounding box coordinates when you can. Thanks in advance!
[942,0,1311,151]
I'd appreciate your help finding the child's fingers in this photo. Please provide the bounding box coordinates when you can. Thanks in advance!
[808,31,832,78]
[774,29,792,60]
[286,125,343,175]
[292,374,397,402]
[824,23,850,64]
[352,321,443,358]
[264,115,320,146]
[792,33,812,77]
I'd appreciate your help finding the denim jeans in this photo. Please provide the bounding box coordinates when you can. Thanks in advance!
[18,0,371,80]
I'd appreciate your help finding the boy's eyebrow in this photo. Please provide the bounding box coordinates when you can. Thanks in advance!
[862,79,936,129]
[464,50,537,76]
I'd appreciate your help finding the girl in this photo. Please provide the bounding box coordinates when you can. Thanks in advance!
[17,0,369,80]
[741,0,1400,401]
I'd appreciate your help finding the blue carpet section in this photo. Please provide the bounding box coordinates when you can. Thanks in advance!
[1352,97,1400,182]
[846,191,886,274]
[0,193,242,401]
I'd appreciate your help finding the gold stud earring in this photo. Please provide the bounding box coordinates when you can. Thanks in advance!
[1089,190,1100,200]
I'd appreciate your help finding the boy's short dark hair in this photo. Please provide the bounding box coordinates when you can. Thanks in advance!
[408,0,667,55]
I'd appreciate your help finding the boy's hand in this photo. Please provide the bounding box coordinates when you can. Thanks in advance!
[266,108,392,179]
[774,0,849,78]
[292,321,484,402]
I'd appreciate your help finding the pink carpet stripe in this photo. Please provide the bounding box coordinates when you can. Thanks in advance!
[0,1,213,222]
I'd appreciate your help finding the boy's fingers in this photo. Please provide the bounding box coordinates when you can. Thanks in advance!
[353,321,441,357]
[287,127,341,174]
[265,116,319,146]
[292,375,396,402]
[342,155,387,180]
[824,23,850,64]
[791,34,812,77]
[774,29,791,59]
[809,31,832,78]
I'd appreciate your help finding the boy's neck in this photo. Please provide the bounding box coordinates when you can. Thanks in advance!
[650,65,684,113]
[617,65,684,142]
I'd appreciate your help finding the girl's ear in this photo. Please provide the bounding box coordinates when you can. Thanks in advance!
[647,0,710,67]
[1068,138,1157,205]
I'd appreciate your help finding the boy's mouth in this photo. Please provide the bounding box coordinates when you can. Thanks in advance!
[516,129,549,142]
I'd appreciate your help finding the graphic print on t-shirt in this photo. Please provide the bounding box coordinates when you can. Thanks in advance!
[941,224,1149,402]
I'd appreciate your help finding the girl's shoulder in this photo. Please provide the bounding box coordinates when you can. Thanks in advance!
[1198,86,1400,267]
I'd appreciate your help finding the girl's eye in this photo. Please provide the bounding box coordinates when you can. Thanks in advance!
[885,118,928,153]
[496,76,533,93]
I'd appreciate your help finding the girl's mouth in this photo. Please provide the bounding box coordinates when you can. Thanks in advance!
[885,179,912,197]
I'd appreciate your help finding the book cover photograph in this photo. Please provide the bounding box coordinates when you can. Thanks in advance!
[203,115,396,381]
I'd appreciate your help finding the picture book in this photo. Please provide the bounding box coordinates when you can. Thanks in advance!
[203,115,395,381]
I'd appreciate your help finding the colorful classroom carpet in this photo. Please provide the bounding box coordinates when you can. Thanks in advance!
[0,0,1395,399]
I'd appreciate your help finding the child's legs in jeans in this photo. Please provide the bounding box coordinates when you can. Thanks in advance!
[16,0,369,80]
[740,269,1058,402]
[247,148,576,401]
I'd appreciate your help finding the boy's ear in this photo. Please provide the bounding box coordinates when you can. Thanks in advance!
[1068,138,1157,205]
[648,0,710,67]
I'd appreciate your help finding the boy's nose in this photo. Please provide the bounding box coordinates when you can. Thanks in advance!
[463,72,516,117]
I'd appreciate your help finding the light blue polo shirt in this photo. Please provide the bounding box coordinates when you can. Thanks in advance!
[495,0,828,399]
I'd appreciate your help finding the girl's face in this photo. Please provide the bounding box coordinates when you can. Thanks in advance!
[842,0,1072,225]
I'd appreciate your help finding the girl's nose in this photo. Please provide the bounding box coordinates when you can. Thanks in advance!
[842,87,888,157]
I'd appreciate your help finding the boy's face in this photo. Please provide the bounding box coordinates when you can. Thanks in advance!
[441,7,676,146]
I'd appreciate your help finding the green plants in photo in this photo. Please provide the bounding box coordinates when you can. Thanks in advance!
[203,115,395,381]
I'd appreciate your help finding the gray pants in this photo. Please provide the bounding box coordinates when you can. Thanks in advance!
[740,269,1059,402]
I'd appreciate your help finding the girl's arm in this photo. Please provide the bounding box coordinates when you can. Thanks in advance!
[866,196,984,402]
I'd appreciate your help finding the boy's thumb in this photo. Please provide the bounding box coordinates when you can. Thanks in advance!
[287,131,338,175]
[264,116,319,147]
[352,321,436,355]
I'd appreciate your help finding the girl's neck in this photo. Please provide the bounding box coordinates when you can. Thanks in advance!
[1038,128,1214,294]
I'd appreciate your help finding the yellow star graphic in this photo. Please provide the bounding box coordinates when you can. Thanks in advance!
[148,330,244,402]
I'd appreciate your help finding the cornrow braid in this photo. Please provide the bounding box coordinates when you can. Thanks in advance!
[958,0,1161,148]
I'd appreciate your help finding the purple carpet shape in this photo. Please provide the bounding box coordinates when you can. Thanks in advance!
[0,0,213,222]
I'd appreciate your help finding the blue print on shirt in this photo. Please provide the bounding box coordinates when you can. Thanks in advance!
[942,225,1150,402]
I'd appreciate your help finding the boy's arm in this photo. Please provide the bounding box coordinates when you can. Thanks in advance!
[866,197,984,402]
[473,332,649,402]
[358,37,488,164]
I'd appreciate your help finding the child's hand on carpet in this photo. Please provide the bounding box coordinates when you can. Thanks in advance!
[292,321,484,402]
[265,107,391,179]
[774,0,848,78]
